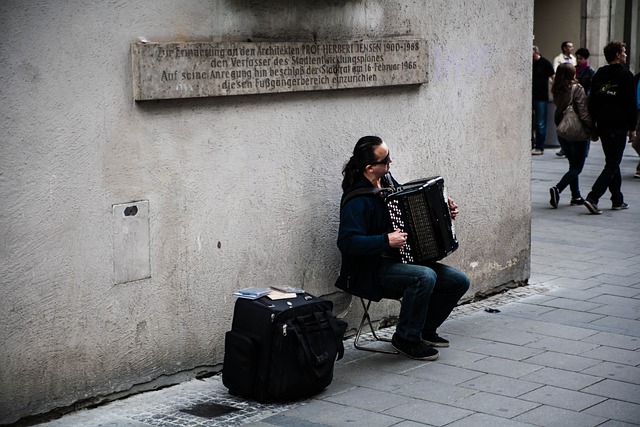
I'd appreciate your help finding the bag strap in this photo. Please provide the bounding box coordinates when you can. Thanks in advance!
[291,311,346,365]
[568,84,579,106]
[340,173,396,208]
[341,187,386,208]
[325,312,346,361]
[291,314,329,366]
[563,85,579,115]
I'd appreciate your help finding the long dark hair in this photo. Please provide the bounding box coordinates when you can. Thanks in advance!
[551,63,576,98]
[341,135,383,191]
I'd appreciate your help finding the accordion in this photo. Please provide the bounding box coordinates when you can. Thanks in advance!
[385,176,459,264]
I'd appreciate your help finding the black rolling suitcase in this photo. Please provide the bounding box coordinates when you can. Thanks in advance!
[222,292,347,402]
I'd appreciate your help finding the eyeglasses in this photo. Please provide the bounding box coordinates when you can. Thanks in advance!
[370,153,391,166]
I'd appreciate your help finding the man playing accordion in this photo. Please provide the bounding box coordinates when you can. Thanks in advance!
[335,136,470,360]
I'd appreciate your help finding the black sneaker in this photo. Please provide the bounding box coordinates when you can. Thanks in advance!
[612,202,629,210]
[549,187,559,208]
[583,199,602,215]
[556,149,565,157]
[423,333,450,348]
[392,333,439,360]
[570,197,585,206]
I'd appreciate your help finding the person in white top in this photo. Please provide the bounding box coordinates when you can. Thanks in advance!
[553,41,578,157]
[553,41,577,71]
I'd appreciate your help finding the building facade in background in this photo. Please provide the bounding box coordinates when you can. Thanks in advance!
[0,1,536,423]
[535,0,639,72]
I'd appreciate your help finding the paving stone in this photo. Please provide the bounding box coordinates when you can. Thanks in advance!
[389,421,428,427]
[524,335,600,355]
[314,380,358,399]
[321,387,414,412]
[518,366,601,390]
[450,313,518,331]
[342,351,432,375]
[336,345,377,364]
[595,420,640,427]
[536,258,595,271]
[528,272,560,285]
[435,317,494,336]
[272,400,401,427]
[437,348,488,367]
[500,317,599,340]
[458,373,542,398]
[382,399,473,426]
[593,265,640,279]
[536,297,604,312]
[580,361,640,385]
[588,294,640,309]
[524,351,600,371]
[545,287,603,301]
[535,307,606,324]
[518,385,606,411]
[333,364,421,392]
[582,399,640,425]
[493,301,556,317]
[591,316,640,335]
[471,326,544,346]
[554,268,604,281]
[445,334,495,351]
[394,378,477,404]
[589,303,640,320]
[453,391,539,418]
[446,412,537,427]
[515,294,558,305]
[580,345,640,366]
[512,404,607,427]
[593,283,640,297]
[596,249,638,261]
[582,379,640,404]
[403,362,484,385]
[465,341,544,361]
[537,276,601,291]
[243,421,286,426]
[463,356,543,379]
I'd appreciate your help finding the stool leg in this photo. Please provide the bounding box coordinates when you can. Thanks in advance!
[353,298,398,354]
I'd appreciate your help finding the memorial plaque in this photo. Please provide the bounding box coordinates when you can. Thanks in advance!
[131,39,427,100]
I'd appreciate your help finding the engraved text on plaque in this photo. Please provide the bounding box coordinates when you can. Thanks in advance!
[131,39,427,100]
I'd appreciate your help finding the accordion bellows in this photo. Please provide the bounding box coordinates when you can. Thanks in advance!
[386,176,459,264]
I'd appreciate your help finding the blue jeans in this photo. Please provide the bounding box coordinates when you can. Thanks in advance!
[587,129,627,206]
[378,261,470,342]
[532,100,548,151]
[555,137,590,199]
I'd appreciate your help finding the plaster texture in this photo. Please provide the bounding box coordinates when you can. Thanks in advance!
[0,0,533,423]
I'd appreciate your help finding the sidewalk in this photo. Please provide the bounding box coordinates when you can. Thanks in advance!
[39,145,640,426]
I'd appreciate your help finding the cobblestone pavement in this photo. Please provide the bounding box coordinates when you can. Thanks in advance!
[39,145,640,426]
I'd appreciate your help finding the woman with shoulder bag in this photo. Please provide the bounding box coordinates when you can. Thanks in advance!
[549,63,598,208]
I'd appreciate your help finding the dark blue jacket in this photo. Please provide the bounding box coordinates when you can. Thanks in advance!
[335,174,399,301]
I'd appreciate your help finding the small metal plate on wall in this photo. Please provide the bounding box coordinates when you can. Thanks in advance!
[112,200,150,284]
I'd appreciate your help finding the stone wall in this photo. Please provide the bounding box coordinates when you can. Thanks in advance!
[0,0,533,422]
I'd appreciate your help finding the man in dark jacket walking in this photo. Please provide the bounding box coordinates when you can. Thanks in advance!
[584,41,637,214]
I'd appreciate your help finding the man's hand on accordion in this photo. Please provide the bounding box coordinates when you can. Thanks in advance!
[388,229,408,249]
[448,197,459,220]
